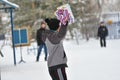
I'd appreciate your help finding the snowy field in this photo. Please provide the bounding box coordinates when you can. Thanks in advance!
[0,39,120,80]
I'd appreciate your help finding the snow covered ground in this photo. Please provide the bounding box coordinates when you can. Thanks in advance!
[0,39,120,80]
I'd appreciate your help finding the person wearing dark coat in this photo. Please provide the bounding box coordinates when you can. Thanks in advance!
[97,22,108,47]
[36,21,48,61]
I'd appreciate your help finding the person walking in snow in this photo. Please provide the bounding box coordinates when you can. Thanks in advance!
[42,18,68,80]
[97,22,108,47]
[36,21,48,61]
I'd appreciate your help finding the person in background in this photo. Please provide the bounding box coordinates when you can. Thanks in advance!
[97,22,108,47]
[36,21,48,61]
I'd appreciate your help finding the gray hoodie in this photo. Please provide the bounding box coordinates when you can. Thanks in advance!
[42,24,68,70]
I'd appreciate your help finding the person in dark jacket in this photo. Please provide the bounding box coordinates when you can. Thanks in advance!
[42,18,68,80]
[36,21,48,61]
[97,22,108,47]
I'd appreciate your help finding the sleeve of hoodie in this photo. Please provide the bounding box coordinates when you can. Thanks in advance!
[48,23,68,44]
[36,30,39,42]
[97,27,100,37]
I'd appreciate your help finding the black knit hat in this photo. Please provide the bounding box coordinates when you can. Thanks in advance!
[45,18,60,31]
[100,21,104,24]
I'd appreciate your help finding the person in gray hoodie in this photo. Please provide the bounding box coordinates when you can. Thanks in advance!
[42,18,68,80]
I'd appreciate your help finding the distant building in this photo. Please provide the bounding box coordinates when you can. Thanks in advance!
[99,0,120,39]
[102,12,120,39]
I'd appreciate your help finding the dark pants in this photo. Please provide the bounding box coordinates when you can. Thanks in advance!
[100,37,106,47]
[36,44,47,61]
[0,50,4,57]
[49,67,67,80]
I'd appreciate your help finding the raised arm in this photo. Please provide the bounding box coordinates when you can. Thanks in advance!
[47,23,68,44]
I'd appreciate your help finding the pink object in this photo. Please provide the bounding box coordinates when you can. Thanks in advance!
[56,9,70,25]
